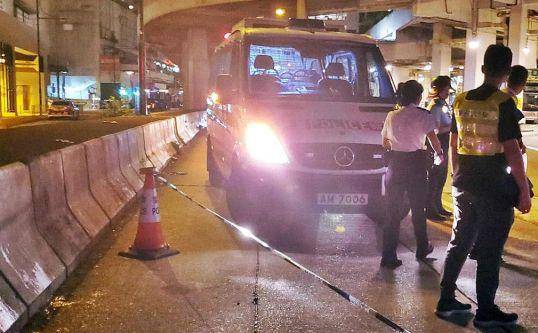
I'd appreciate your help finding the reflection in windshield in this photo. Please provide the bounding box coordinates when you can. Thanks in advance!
[248,40,394,102]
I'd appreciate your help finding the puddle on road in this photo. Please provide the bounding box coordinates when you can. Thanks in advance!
[313,213,383,257]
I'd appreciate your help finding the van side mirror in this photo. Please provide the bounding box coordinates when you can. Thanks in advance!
[216,74,237,104]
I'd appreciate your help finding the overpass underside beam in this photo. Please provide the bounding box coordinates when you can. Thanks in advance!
[309,0,414,14]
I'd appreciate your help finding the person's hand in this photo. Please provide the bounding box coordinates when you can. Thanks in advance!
[517,192,532,214]
[434,152,445,166]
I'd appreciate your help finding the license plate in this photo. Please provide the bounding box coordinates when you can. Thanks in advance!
[317,193,368,206]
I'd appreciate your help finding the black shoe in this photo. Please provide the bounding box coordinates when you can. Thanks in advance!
[474,306,518,328]
[416,243,434,260]
[469,250,506,262]
[468,250,478,260]
[438,208,453,217]
[427,212,446,222]
[435,298,472,318]
[380,258,403,269]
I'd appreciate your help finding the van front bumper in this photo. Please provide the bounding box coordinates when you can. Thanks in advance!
[233,162,386,214]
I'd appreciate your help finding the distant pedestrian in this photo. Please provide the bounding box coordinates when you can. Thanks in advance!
[380,80,444,269]
[504,65,529,154]
[426,76,454,221]
[436,44,532,329]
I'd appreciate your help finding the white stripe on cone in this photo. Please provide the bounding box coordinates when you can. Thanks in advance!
[140,188,160,223]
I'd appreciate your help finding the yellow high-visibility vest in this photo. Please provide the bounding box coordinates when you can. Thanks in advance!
[453,90,511,156]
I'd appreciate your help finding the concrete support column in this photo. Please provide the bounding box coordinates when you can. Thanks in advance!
[463,30,496,91]
[431,23,452,77]
[181,28,209,111]
[297,0,307,19]
[345,12,360,33]
[508,4,537,68]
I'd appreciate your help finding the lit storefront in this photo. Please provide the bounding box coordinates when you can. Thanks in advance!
[0,42,15,116]
[13,46,41,115]
[0,43,43,117]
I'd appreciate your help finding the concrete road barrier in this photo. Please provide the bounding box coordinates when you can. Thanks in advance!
[0,162,65,319]
[84,139,125,219]
[116,131,143,191]
[161,119,180,158]
[0,275,27,333]
[154,120,173,166]
[127,127,151,181]
[102,135,136,203]
[143,123,165,170]
[185,113,201,140]
[60,144,110,239]
[29,151,91,274]
[175,115,191,144]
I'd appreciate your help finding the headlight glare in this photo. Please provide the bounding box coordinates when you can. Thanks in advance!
[245,123,289,164]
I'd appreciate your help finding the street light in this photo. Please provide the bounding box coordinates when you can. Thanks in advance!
[275,8,286,17]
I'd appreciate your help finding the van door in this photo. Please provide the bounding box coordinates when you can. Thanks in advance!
[208,42,240,178]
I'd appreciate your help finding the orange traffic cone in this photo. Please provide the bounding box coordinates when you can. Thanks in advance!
[119,167,179,260]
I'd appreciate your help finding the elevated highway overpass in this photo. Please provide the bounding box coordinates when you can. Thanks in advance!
[143,0,538,110]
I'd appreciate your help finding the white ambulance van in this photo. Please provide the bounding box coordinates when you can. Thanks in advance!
[207,18,408,239]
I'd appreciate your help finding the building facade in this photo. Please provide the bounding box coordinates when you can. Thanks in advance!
[0,0,48,118]
[46,0,139,107]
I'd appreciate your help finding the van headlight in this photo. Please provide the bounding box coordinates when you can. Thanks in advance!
[245,123,290,164]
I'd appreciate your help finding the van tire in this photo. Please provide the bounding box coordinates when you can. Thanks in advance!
[226,165,262,227]
[207,137,224,187]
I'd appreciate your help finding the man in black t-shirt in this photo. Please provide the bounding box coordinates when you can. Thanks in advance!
[435,44,532,329]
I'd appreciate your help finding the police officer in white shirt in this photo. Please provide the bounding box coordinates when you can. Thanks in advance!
[380,80,444,269]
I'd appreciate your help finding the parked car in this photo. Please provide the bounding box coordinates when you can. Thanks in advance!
[48,100,80,120]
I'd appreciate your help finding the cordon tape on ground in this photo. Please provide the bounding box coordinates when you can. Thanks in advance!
[155,173,412,333]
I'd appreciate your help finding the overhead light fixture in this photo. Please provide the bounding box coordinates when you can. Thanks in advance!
[423,64,432,71]
[468,38,480,49]
[523,37,531,55]
[275,8,286,17]
[128,4,134,10]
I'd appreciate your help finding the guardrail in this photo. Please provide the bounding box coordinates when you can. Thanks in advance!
[0,111,205,333]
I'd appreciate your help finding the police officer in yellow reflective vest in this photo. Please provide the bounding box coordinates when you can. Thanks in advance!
[436,45,532,329]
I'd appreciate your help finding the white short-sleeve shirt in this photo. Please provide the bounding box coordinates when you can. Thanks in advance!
[381,103,437,152]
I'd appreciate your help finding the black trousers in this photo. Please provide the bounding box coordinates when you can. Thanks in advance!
[427,132,450,213]
[383,150,429,260]
[440,188,513,310]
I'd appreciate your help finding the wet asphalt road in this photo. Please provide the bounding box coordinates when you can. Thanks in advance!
[23,135,538,333]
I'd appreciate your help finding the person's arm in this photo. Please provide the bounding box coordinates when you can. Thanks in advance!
[423,112,443,156]
[381,113,392,150]
[426,131,443,156]
[504,139,531,213]
[449,109,458,173]
[449,132,458,173]
[430,101,443,130]
[382,137,392,150]
[499,98,532,213]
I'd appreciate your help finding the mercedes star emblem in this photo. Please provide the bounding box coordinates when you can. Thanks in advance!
[334,146,355,167]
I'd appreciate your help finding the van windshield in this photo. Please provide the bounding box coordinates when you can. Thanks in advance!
[247,38,395,103]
